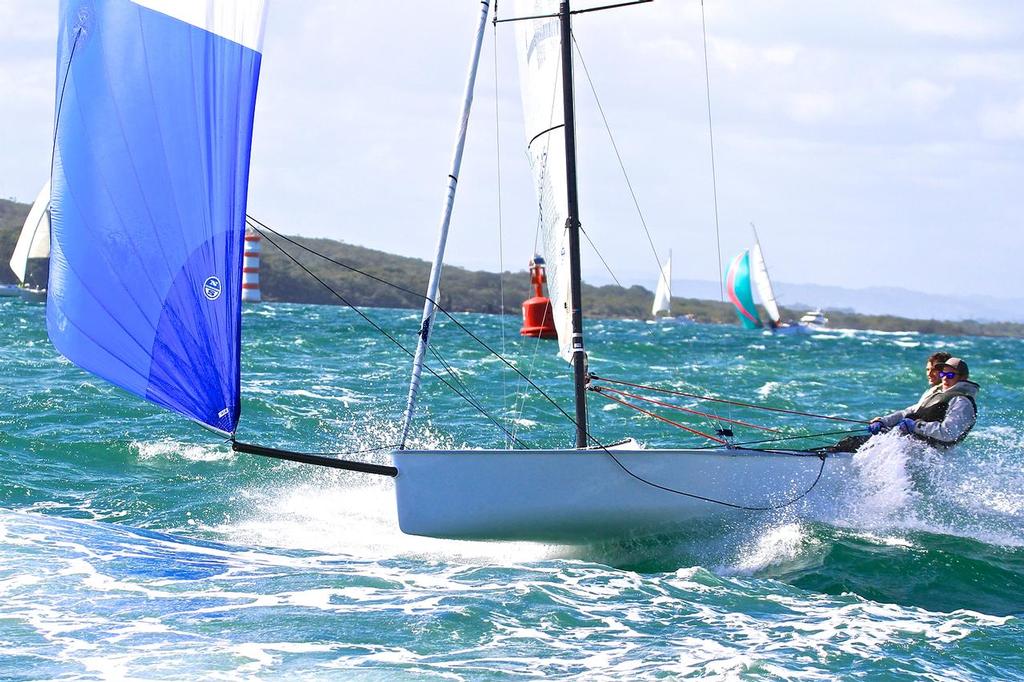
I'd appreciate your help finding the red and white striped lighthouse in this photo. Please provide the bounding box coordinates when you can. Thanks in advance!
[242,227,261,302]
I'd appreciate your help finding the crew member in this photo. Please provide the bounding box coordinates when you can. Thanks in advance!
[871,350,951,425]
[869,357,978,447]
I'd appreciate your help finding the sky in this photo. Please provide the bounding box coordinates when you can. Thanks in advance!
[1,1,1022,302]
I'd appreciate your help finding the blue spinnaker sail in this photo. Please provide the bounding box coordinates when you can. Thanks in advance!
[47,0,268,434]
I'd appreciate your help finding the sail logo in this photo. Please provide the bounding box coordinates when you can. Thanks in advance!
[203,276,223,301]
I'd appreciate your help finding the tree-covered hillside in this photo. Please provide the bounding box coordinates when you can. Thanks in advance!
[1,196,1021,338]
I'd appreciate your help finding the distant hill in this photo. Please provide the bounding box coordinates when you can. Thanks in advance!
[1,196,1021,338]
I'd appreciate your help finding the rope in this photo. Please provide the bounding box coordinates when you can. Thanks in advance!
[590,374,868,424]
[689,428,866,451]
[593,388,727,443]
[50,28,83,183]
[597,445,828,511]
[592,385,781,433]
[252,223,531,449]
[572,32,658,286]
[700,0,725,302]
[246,217,584,442]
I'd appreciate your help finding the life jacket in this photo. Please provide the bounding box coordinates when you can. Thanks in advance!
[909,381,979,447]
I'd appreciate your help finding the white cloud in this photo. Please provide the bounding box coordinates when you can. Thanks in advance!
[901,78,955,113]
[980,99,1024,140]
[710,37,799,73]
[882,1,1010,40]
[786,91,837,124]
[949,52,1024,82]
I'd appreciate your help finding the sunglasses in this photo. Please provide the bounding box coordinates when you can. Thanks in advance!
[938,371,957,379]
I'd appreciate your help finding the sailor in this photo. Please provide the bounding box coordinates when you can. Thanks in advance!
[874,350,951,422]
[868,357,979,447]
[825,351,955,453]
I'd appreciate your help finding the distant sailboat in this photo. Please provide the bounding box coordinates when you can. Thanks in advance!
[651,252,672,318]
[724,250,763,329]
[726,225,808,334]
[9,181,51,302]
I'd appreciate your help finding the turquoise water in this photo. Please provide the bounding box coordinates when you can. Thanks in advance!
[2,298,1023,679]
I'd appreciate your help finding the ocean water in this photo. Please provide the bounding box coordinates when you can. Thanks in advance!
[2,298,1023,680]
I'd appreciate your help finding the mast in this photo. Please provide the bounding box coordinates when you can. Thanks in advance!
[399,1,492,449]
[559,0,589,449]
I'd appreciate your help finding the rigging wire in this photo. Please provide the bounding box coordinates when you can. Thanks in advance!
[249,221,531,449]
[50,28,83,184]
[427,343,485,416]
[571,29,736,437]
[592,385,781,433]
[700,0,726,303]
[246,217,582,440]
[571,32,660,282]
[688,428,866,450]
[577,227,623,288]
[590,374,869,424]
[593,388,728,443]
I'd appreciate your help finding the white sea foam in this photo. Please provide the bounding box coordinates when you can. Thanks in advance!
[132,439,234,463]
[844,431,921,527]
[730,523,811,574]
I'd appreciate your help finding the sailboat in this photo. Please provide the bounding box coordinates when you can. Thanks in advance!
[725,225,807,335]
[48,0,854,544]
[9,181,51,302]
[390,1,851,540]
[650,252,672,320]
[648,251,692,324]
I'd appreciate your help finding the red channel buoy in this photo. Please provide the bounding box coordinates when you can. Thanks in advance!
[520,255,557,339]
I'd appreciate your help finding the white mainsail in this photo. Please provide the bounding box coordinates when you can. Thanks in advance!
[515,0,573,362]
[749,242,781,325]
[10,181,51,283]
[651,254,672,317]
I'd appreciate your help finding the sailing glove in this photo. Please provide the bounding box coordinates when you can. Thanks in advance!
[897,417,917,435]
[868,421,884,435]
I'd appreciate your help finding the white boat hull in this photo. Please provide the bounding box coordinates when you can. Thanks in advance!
[392,447,851,542]
[16,287,46,303]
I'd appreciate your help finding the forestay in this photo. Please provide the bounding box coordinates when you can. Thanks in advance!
[515,0,574,362]
[47,0,268,434]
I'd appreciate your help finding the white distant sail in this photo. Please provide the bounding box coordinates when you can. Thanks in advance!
[515,0,573,362]
[652,255,672,317]
[749,242,781,326]
[10,181,51,283]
